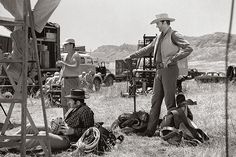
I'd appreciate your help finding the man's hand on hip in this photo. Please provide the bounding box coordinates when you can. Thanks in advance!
[163,57,173,68]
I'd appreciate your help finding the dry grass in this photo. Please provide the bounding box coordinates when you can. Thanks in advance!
[1,80,236,157]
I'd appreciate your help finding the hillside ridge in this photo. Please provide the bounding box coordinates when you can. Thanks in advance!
[91,32,236,63]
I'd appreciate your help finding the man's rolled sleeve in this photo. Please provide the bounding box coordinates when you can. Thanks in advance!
[171,32,193,62]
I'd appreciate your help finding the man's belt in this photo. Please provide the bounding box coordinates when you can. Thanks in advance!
[156,62,177,69]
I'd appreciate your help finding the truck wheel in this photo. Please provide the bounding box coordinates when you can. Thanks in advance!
[105,76,114,86]
[93,78,101,91]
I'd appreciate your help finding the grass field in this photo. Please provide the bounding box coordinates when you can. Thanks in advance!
[104,60,234,74]
[1,80,236,157]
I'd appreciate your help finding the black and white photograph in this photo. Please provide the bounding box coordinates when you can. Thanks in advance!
[0,0,235,156]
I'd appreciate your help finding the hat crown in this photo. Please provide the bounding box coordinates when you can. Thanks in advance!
[71,89,85,97]
[155,13,169,19]
[150,13,175,24]
[64,38,75,45]
[65,89,89,99]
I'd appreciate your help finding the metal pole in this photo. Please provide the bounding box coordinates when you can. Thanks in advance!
[20,0,28,156]
[225,0,234,156]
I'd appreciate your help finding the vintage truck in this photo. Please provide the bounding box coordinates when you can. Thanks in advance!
[61,52,115,91]
[0,22,61,94]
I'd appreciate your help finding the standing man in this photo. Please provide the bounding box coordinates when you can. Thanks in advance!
[85,71,95,92]
[79,71,87,89]
[125,13,193,137]
[57,38,81,115]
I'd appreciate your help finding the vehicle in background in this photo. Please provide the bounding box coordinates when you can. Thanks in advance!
[94,61,115,90]
[0,22,61,95]
[115,59,137,82]
[186,68,205,79]
[0,22,61,74]
[194,72,226,83]
[61,52,115,91]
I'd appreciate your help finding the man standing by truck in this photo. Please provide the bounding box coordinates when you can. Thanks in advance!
[125,13,193,137]
[56,38,81,115]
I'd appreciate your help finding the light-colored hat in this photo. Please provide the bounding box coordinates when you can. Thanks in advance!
[150,13,175,24]
[54,72,60,76]
[63,38,75,45]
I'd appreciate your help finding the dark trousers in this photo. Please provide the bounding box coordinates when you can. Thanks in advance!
[147,65,179,133]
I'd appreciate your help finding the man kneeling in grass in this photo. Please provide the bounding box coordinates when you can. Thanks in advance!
[0,89,94,152]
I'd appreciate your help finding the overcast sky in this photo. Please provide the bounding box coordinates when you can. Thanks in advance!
[1,0,236,51]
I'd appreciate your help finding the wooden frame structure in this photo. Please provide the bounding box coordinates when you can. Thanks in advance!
[0,0,51,156]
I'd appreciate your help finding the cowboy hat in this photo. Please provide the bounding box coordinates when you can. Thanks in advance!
[150,13,175,24]
[63,38,75,45]
[54,72,60,76]
[65,89,89,99]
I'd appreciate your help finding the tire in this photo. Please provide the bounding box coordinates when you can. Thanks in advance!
[93,78,101,91]
[105,76,114,86]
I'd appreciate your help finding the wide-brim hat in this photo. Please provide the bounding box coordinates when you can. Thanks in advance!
[63,38,75,45]
[150,13,175,24]
[65,89,89,99]
[54,72,60,76]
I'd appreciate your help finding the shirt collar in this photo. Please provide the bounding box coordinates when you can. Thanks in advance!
[161,27,172,38]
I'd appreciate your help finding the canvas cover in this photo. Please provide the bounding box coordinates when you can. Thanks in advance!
[0,0,61,33]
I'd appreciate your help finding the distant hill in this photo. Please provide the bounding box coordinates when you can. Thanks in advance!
[91,32,236,63]
[91,44,137,61]
[185,32,236,63]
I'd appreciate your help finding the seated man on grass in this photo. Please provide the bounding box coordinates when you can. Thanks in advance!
[0,89,94,152]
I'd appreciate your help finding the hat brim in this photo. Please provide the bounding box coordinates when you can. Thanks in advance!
[65,94,89,99]
[150,18,175,24]
[63,41,70,45]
